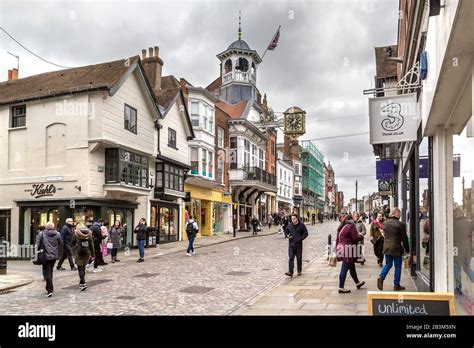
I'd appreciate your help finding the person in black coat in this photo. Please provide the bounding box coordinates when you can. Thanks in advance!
[284,214,309,277]
[56,218,77,271]
[90,219,107,271]
[134,218,148,262]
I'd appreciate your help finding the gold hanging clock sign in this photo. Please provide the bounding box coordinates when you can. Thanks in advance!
[283,106,306,139]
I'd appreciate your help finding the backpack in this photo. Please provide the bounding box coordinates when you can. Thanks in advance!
[78,239,90,256]
[186,222,196,236]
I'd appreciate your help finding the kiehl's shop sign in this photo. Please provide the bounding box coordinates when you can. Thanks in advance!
[368,292,455,316]
[369,93,420,144]
[25,183,64,199]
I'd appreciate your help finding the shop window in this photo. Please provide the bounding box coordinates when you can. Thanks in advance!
[452,118,474,315]
[105,148,148,188]
[0,210,11,242]
[418,137,431,278]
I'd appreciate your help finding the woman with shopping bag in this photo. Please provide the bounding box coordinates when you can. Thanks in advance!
[109,221,127,263]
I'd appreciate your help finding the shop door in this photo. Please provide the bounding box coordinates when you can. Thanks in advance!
[0,210,11,241]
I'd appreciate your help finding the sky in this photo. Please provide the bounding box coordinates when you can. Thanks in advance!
[0,0,400,203]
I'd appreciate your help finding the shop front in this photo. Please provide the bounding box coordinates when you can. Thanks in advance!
[184,183,231,237]
[150,200,180,243]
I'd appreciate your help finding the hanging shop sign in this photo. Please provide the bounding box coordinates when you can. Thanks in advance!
[369,93,420,144]
[378,180,392,195]
[376,160,394,180]
[368,291,455,315]
[24,183,64,199]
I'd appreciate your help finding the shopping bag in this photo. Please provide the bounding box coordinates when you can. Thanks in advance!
[102,244,108,256]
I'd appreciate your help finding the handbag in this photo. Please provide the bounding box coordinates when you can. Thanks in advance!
[102,244,108,256]
[106,242,114,250]
[32,232,46,265]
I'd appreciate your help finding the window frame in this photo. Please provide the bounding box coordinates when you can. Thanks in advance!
[124,104,138,134]
[168,128,177,149]
[217,127,225,148]
[11,105,26,128]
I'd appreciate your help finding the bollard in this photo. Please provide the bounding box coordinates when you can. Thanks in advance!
[0,238,7,275]
[326,234,332,260]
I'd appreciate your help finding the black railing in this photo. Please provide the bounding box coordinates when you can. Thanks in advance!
[243,166,276,186]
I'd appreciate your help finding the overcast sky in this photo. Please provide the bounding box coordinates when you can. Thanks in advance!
[0,0,399,204]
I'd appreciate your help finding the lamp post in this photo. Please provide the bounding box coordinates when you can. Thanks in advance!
[355,180,358,213]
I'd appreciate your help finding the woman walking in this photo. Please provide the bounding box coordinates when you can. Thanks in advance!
[370,212,385,266]
[336,215,365,293]
[109,221,127,263]
[353,212,367,265]
[72,223,94,291]
[134,218,148,262]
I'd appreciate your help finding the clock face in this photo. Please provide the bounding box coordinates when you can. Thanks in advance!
[285,113,305,133]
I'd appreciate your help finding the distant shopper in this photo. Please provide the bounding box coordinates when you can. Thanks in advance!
[311,213,316,225]
[134,218,148,262]
[353,212,367,265]
[72,223,94,291]
[109,221,126,263]
[251,215,259,235]
[284,214,309,277]
[267,214,274,229]
[377,208,410,291]
[57,218,76,271]
[35,222,63,298]
[281,214,290,237]
[306,211,310,223]
[336,215,365,293]
[185,216,199,256]
[90,219,107,272]
[370,212,385,266]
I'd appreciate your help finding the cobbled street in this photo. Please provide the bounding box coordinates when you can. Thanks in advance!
[0,222,336,315]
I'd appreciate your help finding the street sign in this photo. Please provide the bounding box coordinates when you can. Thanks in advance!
[368,292,455,315]
[369,93,420,144]
[376,160,394,180]
[378,180,391,195]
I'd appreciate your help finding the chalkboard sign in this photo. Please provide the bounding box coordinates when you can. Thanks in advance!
[368,292,455,316]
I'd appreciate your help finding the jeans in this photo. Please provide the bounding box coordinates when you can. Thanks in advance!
[77,266,86,284]
[373,238,384,264]
[339,261,360,288]
[42,260,56,293]
[57,248,75,269]
[380,255,402,286]
[288,245,303,274]
[187,235,195,253]
[111,248,118,258]
[137,239,145,259]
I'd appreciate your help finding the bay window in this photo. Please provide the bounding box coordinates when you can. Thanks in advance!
[190,147,199,175]
[105,148,148,188]
[190,101,200,127]
[202,149,207,176]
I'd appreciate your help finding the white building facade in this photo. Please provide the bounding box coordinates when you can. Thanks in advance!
[276,151,294,213]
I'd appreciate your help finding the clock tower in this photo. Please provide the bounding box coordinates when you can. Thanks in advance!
[217,13,262,105]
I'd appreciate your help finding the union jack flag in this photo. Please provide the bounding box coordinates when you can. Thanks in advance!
[267,26,281,50]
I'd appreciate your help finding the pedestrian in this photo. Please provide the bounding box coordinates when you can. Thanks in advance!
[267,213,273,229]
[90,219,107,272]
[56,218,77,271]
[72,223,94,291]
[335,215,365,293]
[35,221,63,298]
[377,208,410,291]
[245,213,250,231]
[353,212,367,265]
[185,215,199,256]
[134,218,148,262]
[284,214,308,277]
[306,210,310,223]
[100,225,109,259]
[109,221,126,263]
[251,215,259,235]
[281,214,290,238]
[370,212,385,266]
[318,212,323,224]
[311,213,316,225]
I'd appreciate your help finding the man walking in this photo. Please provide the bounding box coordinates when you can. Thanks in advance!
[185,215,199,256]
[57,218,77,271]
[377,208,410,291]
[35,222,63,297]
[284,214,309,277]
[311,213,316,225]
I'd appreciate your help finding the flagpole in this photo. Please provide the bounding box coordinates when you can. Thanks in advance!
[261,25,281,61]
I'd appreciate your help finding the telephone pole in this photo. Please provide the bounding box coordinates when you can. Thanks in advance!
[355,180,358,213]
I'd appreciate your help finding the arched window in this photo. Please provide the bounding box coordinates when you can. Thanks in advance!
[235,57,249,72]
[224,59,232,74]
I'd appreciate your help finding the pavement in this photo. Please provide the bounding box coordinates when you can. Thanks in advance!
[237,222,417,315]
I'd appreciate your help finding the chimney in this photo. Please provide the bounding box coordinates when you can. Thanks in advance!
[12,68,18,80]
[140,46,163,92]
[8,70,13,80]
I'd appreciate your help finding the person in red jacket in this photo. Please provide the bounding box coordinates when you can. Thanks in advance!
[336,215,365,293]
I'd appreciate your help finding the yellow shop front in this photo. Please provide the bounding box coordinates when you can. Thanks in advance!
[184,183,232,238]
